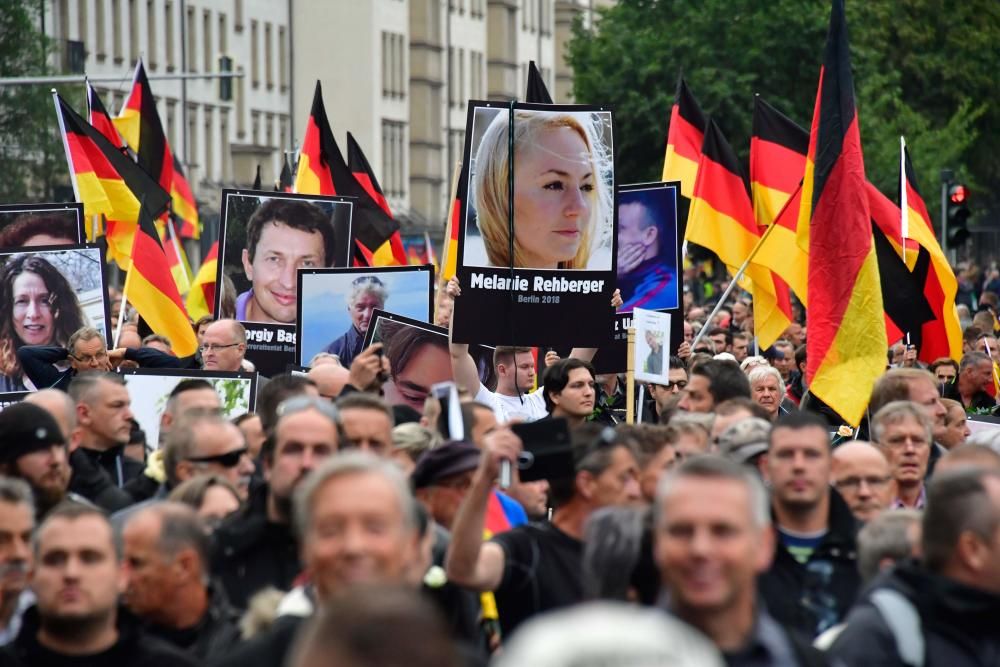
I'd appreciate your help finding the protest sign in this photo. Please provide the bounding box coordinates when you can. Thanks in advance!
[452,101,617,346]
[0,392,29,411]
[363,309,496,412]
[0,202,85,249]
[0,243,111,392]
[120,367,258,447]
[297,265,433,367]
[216,189,354,375]
[633,308,672,385]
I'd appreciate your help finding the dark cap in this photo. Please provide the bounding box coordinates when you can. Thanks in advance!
[0,402,65,463]
[411,440,481,489]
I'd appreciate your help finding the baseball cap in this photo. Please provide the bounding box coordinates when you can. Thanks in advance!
[410,440,480,489]
[0,402,65,464]
[717,417,771,464]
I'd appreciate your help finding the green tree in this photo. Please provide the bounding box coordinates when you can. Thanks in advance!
[0,0,71,202]
[567,0,997,222]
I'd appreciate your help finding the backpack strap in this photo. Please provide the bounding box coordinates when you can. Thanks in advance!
[870,588,924,667]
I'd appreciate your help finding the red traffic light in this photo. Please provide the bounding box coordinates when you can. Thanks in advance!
[949,184,968,204]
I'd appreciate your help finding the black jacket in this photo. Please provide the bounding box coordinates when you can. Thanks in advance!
[67,447,153,513]
[0,606,199,667]
[211,483,300,610]
[211,614,301,667]
[829,561,1000,666]
[759,488,860,639]
[145,583,241,662]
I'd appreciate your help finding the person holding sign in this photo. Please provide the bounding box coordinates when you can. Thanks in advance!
[237,199,341,324]
[323,276,388,368]
[616,197,678,312]
[473,110,613,270]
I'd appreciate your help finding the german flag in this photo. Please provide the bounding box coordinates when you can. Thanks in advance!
[750,97,810,305]
[802,0,885,426]
[661,75,708,198]
[294,81,402,266]
[161,218,193,294]
[898,145,962,362]
[278,155,293,192]
[114,60,199,239]
[347,132,407,266]
[123,198,198,357]
[526,60,553,104]
[868,181,936,346]
[86,83,126,151]
[686,120,786,348]
[185,240,218,321]
[441,162,466,282]
[54,92,171,256]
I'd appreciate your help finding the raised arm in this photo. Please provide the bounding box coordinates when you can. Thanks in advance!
[17,345,69,390]
[446,278,485,396]
[445,428,522,592]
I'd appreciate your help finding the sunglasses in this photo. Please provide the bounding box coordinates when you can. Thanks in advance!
[187,448,248,468]
[352,275,386,287]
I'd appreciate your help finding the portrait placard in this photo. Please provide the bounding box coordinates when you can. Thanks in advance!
[0,243,111,392]
[363,309,496,413]
[0,202,85,249]
[119,367,258,447]
[633,308,672,385]
[452,101,617,346]
[297,265,433,367]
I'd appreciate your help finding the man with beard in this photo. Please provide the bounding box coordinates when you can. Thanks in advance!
[0,404,72,519]
[212,396,339,608]
[0,502,196,666]
[0,479,34,645]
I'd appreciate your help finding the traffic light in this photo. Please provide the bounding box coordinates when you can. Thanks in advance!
[947,182,970,246]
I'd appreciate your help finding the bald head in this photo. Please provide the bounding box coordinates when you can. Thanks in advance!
[24,389,77,440]
[307,363,351,400]
[831,441,893,522]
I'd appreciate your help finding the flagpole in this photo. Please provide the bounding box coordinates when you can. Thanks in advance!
[900,136,909,265]
[691,219,782,350]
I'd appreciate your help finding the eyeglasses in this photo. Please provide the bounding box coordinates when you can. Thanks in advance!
[69,350,108,364]
[834,475,891,491]
[665,380,687,391]
[352,275,386,288]
[199,342,242,353]
[187,447,249,467]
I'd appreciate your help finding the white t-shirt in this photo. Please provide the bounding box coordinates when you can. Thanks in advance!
[475,384,548,423]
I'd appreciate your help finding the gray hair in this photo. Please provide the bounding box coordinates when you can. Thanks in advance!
[293,451,417,541]
[748,365,786,398]
[163,412,241,486]
[960,351,992,372]
[67,371,125,405]
[870,400,932,445]
[126,502,211,580]
[0,477,35,518]
[655,455,770,529]
[857,509,921,582]
[582,506,646,601]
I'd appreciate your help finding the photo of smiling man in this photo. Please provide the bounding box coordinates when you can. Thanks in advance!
[220,192,353,325]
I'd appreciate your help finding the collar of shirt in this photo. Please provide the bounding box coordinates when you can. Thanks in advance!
[892,485,927,510]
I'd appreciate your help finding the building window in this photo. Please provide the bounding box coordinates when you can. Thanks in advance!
[96,0,106,60]
[128,0,139,62]
[186,6,197,71]
[264,23,273,89]
[221,109,232,182]
[278,26,287,90]
[382,32,405,99]
[187,104,199,171]
[166,100,176,147]
[381,32,390,97]
[279,115,288,152]
[250,20,259,88]
[447,46,454,105]
[218,13,228,55]
[458,48,465,106]
[202,10,212,72]
[112,0,122,62]
[204,107,214,181]
[236,66,246,138]
[146,0,156,69]
[251,111,261,145]
[165,1,175,69]
[78,0,89,47]
[234,0,244,31]
[381,120,406,199]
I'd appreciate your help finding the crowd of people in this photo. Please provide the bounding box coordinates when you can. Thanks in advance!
[0,261,998,667]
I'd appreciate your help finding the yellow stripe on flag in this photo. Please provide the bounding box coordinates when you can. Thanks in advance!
[662,147,699,199]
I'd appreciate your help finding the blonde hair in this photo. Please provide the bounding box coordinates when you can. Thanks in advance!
[472,109,613,269]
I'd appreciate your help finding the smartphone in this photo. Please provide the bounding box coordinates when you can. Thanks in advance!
[432,381,464,441]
